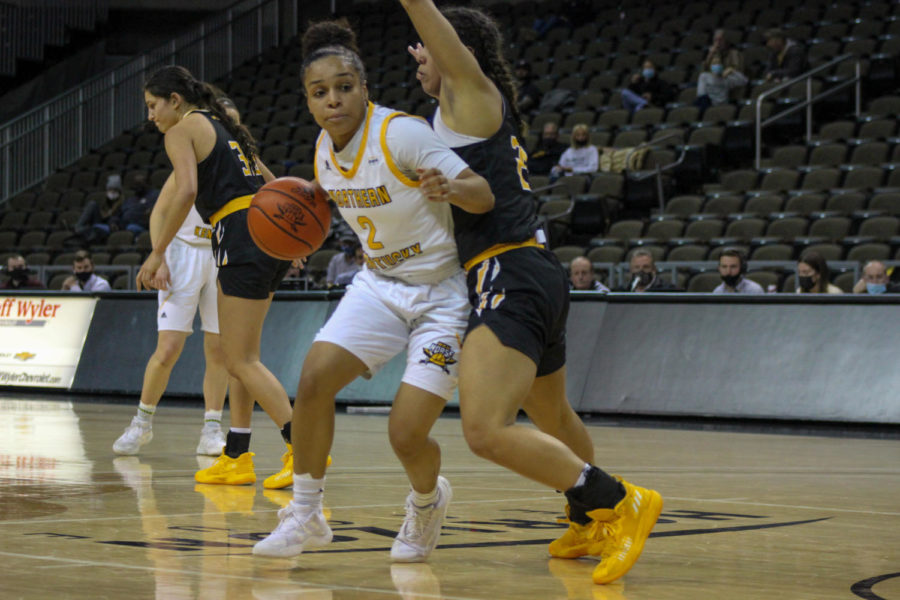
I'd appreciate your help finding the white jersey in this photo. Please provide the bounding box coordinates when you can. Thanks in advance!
[174,205,213,247]
[314,103,468,285]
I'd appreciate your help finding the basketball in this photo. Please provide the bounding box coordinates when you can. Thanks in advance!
[248,177,331,260]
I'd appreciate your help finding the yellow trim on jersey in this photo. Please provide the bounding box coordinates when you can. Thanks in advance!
[313,130,325,182]
[380,112,422,187]
[327,102,375,180]
[209,194,253,226]
[463,237,543,273]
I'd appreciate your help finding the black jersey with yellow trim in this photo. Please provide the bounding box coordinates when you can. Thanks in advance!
[192,110,264,223]
[446,99,539,266]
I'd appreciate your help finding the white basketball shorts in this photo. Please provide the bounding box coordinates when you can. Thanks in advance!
[157,239,219,333]
[314,268,468,401]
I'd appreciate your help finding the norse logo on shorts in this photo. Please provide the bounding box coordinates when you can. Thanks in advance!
[419,341,457,374]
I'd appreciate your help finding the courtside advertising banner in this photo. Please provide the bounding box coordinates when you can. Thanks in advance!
[0,296,97,388]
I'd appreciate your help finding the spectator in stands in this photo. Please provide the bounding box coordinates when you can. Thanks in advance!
[763,29,807,83]
[712,248,763,294]
[550,124,598,181]
[696,56,748,110]
[110,173,159,235]
[1,254,44,290]
[569,256,609,292]
[62,250,111,292]
[279,262,306,291]
[703,29,744,74]
[852,260,900,294]
[325,236,364,288]
[621,60,673,114]
[621,248,681,292]
[73,174,124,243]
[795,249,841,294]
[514,59,542,116]
[528,121,568,176]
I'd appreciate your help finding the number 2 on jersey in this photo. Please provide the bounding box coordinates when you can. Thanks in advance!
[229,141,262,177]
[357,216,384,250]
[510,136,532,191]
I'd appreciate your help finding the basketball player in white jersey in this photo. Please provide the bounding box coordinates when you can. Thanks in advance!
[253,19,493,562]
[112,97,244,457]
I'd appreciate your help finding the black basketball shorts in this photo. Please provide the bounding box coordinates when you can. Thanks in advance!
[212,210,291,300]
[465,246,569,376]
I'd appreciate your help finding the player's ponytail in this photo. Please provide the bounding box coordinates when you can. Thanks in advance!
[300,18,367,86]
[144,65,258,160]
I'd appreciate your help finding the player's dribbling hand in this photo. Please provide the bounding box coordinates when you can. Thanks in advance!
[417,168,452,203]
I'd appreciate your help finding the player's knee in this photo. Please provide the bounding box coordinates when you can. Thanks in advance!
[295,367,335,405]
[388,424,425,459]
[462,420,497,460]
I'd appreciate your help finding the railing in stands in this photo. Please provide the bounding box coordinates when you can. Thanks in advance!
[755,53,862,170]
[625,132,688,213]
[0,0,288,204]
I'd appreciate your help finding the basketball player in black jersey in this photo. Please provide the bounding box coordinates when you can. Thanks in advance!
[400,0,662,585]
[136,66,296,488]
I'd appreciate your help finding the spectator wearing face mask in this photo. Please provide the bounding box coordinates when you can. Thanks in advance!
[696,56,748,110]
[325,236,364,288]
[550,124,598,181]
[795,249,842,294]
[62,250,111,292]
[621,60,673,113]
[110,173,159,235]
[712,248,763,294]
[528,121,568,176]
[618,248,681,292]
[1,254,45,289]
[568,256,609,292]
[702,29,744,74]
[852,260,900,294]
[72,174,124,243]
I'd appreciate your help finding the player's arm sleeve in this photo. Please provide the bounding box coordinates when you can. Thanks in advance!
[385,116,469,181]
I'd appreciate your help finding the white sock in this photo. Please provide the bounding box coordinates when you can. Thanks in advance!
[204,410,222,427]
[293,473,325,509]
[230,427,251,434]
[136,402,155,423]
[573,463,591,488]
[412,485,439,507]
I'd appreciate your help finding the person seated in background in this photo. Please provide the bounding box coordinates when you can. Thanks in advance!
[62,250,111,292]
[703,29,744,74]
[852,260,900,294]
[550,123,598,181]
[514,59,542,116]
[763,28,808,83]
[110,173,159,235]
[73,174,123,243]
[1,254,45,290]
[696,56,748,109]
[279,262,306,291]
[795,249,842,294]
[569,256,610,292]
[325,236,364,288]
[621,60,674,113]
[619,248,681,292]
[528,121,568,176]
[712,248,763,294]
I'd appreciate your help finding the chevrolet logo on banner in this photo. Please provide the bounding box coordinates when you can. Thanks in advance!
[14,352,36,361]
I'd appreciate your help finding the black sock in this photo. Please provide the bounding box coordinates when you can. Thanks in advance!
[224,430,251,458]
[280,421,292,445]
[564,466,627,525]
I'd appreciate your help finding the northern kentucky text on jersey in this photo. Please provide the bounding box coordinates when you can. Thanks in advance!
[364,243,423,271]
[328,186,393,209]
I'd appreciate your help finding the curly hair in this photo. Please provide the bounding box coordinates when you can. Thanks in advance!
[300,18,367,85]
[144,65,258,159]
[442,6,524,136]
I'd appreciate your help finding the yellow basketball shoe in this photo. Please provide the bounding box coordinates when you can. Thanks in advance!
[194,452,256,485]
[548,503,608,559]
[263,444,332,490]
[590,479,663,585]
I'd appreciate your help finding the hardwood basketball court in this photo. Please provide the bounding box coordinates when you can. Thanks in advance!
[0,394,897,599]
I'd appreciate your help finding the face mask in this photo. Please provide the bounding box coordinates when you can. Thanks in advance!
[631,271,654,290]
[798,275,816,291]
[721,273,741,288]
[75,271,93,283]
[106,190,120,200]
[10,267,28,282]
[342,246,355,257]
[710,64,724,75]
[866,282,887,295]
[642,68,655,79]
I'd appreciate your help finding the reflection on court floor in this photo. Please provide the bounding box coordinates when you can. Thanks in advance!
[0,394,898,600]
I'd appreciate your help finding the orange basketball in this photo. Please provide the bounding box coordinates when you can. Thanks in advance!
[248,177,331,260]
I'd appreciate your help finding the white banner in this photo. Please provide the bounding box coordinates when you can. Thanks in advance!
[0,296,97,389]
